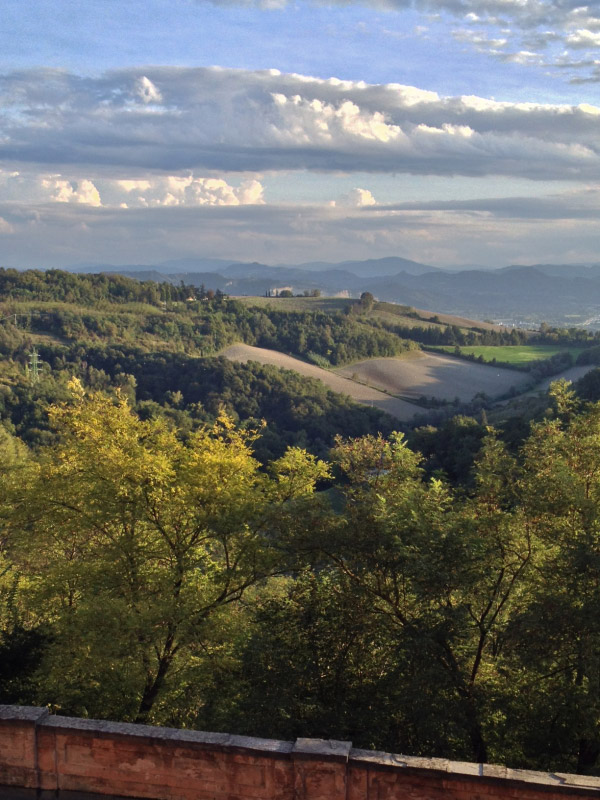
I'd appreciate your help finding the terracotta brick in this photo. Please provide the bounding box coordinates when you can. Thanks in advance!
[3,706,600,799]
[0,705,49,789]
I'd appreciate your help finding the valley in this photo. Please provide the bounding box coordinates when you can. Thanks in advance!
[3,267,600,776]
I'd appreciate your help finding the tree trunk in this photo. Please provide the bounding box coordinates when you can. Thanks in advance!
[135,638,175,724]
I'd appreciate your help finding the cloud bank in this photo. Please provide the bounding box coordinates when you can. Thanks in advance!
[1,186,599,269]
[0,170,265,209]
[1,67,599,181]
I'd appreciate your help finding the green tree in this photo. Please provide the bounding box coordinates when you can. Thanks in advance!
[507,402,600,773]
[359,291,374,311]
[312,431,531,762]
[7,381,328,723]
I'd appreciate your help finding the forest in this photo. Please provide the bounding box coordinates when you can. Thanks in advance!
[2,269,600,775]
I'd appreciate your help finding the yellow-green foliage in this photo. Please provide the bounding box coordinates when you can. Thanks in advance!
[5,381,328,722]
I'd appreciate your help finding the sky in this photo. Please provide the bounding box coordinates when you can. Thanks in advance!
[0,0,599,269]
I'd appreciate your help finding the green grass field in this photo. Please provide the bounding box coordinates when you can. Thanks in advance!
[432,344,584,365]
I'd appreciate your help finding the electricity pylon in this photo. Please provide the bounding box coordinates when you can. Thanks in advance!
[27,348,40,385]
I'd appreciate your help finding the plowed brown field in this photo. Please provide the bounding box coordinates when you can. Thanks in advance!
[221,344,421,421]
[336,352,530,402]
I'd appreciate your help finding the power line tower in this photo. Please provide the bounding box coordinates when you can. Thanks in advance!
[27,347,40,385]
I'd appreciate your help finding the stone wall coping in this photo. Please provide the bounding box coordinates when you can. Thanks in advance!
[0,705,49,723]
[2,705,600,796]
[349,749,600,794]
[40,715,293,755]
[293,738,352,762]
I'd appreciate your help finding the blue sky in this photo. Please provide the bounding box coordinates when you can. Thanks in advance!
[4,0,594,100]
[0,0,599,268]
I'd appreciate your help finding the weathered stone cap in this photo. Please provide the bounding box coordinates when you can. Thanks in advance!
[41,714,293,754]
[350,749,600,793]
[0,706,49,723]
[294,738,353,762]
[2,704,600,794]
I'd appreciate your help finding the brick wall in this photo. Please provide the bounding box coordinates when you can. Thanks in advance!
[1,705,600,800]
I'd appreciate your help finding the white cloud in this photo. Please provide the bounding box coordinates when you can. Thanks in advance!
[42,178,102,206]
[338,187,378,206]
[453,28,508,50]
[566,29,600,48]
[285,0,600,77]
[270,93,403,143]
[1,67,600,181]
[116,179,152,193]
[578,103,600,116]
[136,76,163,104]
[0,169,265,208]
[116,175,265,206]
[502,50,542,64]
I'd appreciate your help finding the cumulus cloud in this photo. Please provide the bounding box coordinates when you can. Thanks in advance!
[44,178,102,206]
[0,65,598,270]
[337,187,378,206]
[0,169,265,208]
[566,29,600,48]
[1,67,600,180]
[115,176,265,206]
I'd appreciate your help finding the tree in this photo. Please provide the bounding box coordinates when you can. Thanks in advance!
[359,291,374,311]
[507,402,600,773]
[7,381,328,723]
[311,431,531,762]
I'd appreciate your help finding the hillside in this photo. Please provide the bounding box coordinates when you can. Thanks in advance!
[335,352,530,402]
[239,295,510,334]
[221,343,421,420]
[76,258,600,328]
[0,270,595,441]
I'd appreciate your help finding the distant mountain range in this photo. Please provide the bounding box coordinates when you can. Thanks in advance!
[67,257,600,327]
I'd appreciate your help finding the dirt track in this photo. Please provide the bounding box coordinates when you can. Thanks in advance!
[221,344,421,421]
[335,352,530,402]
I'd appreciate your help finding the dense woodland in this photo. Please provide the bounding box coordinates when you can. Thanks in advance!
[3,269,600,775]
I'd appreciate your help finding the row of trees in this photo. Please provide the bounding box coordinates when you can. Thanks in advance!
[2,381,600,774]
[378,320,529,348]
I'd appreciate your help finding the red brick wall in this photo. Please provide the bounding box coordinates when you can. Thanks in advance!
[1,705,600,799]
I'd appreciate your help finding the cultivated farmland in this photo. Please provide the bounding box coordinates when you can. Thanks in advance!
[221,344,421,421]
[431,344,584,365]
[335,351,531,402]
[222,343,533,413]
